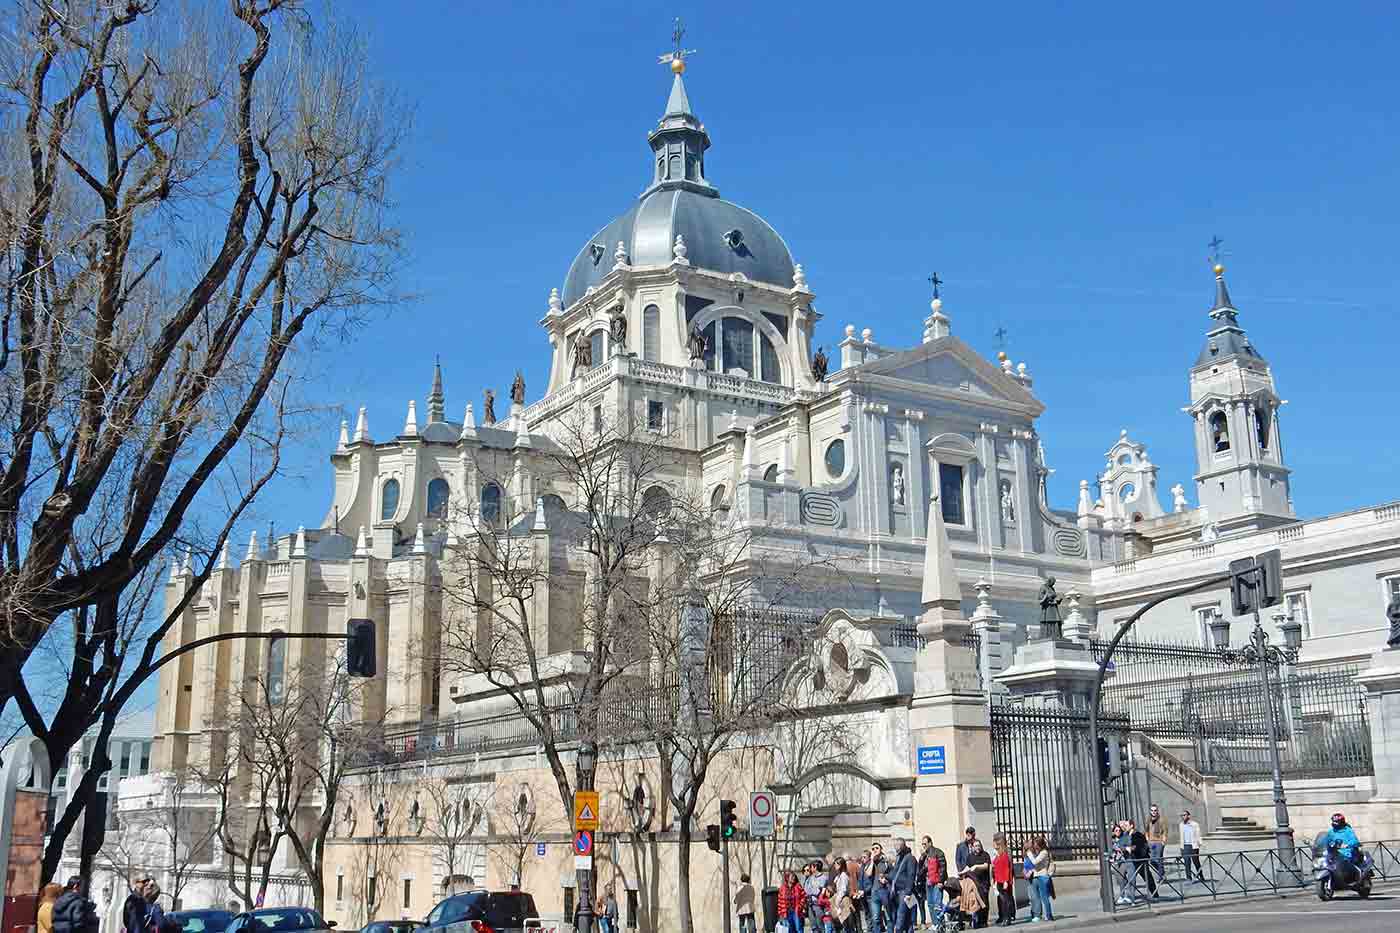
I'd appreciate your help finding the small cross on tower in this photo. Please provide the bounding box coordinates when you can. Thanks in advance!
[657,17,698,73]
[928,272,943,300]
[1208,234,1226,267]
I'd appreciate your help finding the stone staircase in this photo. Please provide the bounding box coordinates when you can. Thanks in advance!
[1202,815,1275,849]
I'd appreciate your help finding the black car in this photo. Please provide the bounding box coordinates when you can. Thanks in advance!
[225,908,336,933]
[167,912,236,933]
[424,891,539,933]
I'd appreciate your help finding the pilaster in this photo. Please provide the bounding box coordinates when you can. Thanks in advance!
[1357,646,1400,800]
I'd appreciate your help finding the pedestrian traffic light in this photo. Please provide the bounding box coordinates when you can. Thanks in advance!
[1096,737,1111,785]
[1228,557,1258,617]
[720,799,738,839]
[1117,738,1131,776]
[347,618,376,677]
[706,824,721,852]
[1256,548,1283,609]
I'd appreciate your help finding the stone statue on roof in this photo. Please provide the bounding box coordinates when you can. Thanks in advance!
[609,302,628,352]
[571,334,592,376]
[1387,592,1400,649]
[1038,577,1063,641]
[482,388,496,425]
[811,346,829,381]
[510,370,525,405]
[686,325,709,360]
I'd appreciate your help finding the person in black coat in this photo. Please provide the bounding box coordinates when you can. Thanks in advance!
[52,877,99,933]
[1127,820,1158,898]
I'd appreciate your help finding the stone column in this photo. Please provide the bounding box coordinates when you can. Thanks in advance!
[1357,644,1400,801]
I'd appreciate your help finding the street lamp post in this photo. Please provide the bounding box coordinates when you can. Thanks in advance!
[575,741,597,933]
[1208,607,1303,875]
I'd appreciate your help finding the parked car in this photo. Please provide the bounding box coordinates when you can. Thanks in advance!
[167,911,236,933]
[424,891,540,933]
[362,922,424,933]
[225,908,337,933]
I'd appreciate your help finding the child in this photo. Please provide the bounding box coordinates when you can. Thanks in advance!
[818,883,836,933]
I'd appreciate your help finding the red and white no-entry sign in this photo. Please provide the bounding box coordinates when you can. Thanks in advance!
[749,790,776,838]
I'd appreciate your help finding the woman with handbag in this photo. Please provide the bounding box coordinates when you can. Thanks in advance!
[1028,836,1055,922]
[991,834,1014,927]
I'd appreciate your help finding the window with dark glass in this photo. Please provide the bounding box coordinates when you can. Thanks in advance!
[647,400,664,432]
[939,463,966,525]
[642,305,661,362]
[824,440,845,478]
[759,332,780,384]
[380,478,400,521]
[267,632,287,703]
[138,743,149,773]
[763,464,779,483]
[701,321,717,370]
[480,484,502,525]
[1255,409,1270,450]
[1209,411,1230,453]
[589,330,605,368]
[593,404,603,434]
[426,478,450,517]
[721,318,754,375]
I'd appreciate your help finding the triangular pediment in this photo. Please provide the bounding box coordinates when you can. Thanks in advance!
[856,336,1043,412]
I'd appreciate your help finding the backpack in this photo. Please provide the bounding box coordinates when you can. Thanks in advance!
[123,894,147,933]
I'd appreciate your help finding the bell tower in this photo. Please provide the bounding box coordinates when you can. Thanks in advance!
[1186,261,1292,531]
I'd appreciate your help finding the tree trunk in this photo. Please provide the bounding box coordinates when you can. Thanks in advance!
[675,800,697,933]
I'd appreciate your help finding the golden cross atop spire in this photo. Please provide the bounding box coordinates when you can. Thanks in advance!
[658,17,697,74]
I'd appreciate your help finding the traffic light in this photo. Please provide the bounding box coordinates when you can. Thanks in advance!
[1117,738,1131,777]
[1096,737,1111,785]
[706,824,721,852]
[720,799,738,839]
[1228,557,1257,617]
[347,618,376,677]
[1256,548,1283,608]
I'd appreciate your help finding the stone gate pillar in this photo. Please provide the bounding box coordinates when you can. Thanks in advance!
[909,496,994,859]
[1357,640,1400,806]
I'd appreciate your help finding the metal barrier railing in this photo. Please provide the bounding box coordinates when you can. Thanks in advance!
[1106,839,1400,911]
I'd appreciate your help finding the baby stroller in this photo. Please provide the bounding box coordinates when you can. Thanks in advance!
[932,878,969,932]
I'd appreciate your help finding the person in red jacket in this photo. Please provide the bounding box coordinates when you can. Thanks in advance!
[778,871,807,933]
[991,833,1015,926]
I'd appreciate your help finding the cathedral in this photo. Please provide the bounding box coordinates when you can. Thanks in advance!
[131,52,1400,933]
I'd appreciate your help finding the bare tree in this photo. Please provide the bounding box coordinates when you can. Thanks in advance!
[0,0,405,864]
[344,768,410,928]
[420,776,487,897]
[487,783,557,890]
[201,657,382,913]
[99,769,220,908]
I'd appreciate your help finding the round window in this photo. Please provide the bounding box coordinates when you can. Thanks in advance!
[824,439,846,478]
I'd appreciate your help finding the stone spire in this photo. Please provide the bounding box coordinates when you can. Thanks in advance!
[353,406,370,443]
[403,400,418,437]
[918,494,965,635]
[1198,262,1266,365]
[217,539,231,571]
[337,419,350,452]
[644,53,717,199]
[292,525,307,558]
[427,358,445,424]
[462,402,476,438]
[245,529,260,562]
[532,497,548,533]
[411,522,427,555]
[355,525,370,557]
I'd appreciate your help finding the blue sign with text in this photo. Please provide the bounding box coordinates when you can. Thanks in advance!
[917,745,947,775]
[536,842,547,856]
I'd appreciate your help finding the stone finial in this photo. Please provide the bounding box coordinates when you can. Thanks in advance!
[462,402,476,433]
[672,234,689,264]
[1171,483,1188,513]
[532,496,548,532]
[353,406,369,443]
[1078,479,1094,517]
[245,529,260,562]
[292,526,307,558]
[337,420,350,452]
[403,400,418,436]
[548,287,563,315]
[923,296,950,343]
[1062,588,1091,644]
[918,492,965,633]
[742,428,758,477]
[170,554,183,582]
[973,577,994,616]
[792,263,808,291]
[844,324,856,338]
[862,327,873,345]
[217,540,231,571]
[1016,362,1028,379]
[614,240,628,268]
[1001,356,1014,374]
[355,525,370,557]
[412,522,427,555]
[728,409,739,432]
[515,412,532,449]
[182,548,194,577]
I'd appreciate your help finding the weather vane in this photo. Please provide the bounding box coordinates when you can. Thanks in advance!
[928,272,943,300]
[1208,234,1226,268]
[994,326,1009,350]
[658,17,697,74]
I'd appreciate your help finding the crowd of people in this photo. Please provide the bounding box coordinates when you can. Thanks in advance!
[748,827,1058,932]
[1108,807,1205,905]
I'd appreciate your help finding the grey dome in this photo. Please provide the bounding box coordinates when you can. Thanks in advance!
[562,188,795,307]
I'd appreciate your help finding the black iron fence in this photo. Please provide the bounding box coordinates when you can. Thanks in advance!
[989,704,1138,861]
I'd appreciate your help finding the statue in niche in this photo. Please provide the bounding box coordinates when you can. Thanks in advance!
[510,370,525,405]
[1038,576,1063,641]
[811,346,829,382]
[609,302,627,352]
[1387,593,1400,649]
[482,388,496,425]
[571,334,592,376]
[686,325,710,360]
[1000,480,1016,523]
[890,463,906,505]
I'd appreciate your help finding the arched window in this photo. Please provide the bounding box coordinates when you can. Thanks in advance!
[1119,483,1137,502]
[589,330,606,369]
[642,305,661,362]
[380,478,400,521]
[642,485,672,520]
[1118,453,1133,466]
[1209,411,1231,453]
[542,493,567,516]
[480,484,502,525]
[763,464,779,483]
[700,316,784,384]
[1255,408,1271,450]
[267,631,287,704]
[426,478,450,517]
[710,484,729,519]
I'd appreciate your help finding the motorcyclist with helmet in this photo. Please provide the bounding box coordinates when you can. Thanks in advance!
[1324,813,1362,870]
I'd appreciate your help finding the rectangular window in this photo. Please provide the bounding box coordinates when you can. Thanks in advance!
[759,333,781,384]
[589,331,605,368]
[647,400,664,432]
[138,743,150,773]
[938,463,965,525]
[118,743,132,777]
[402,878,412,909]
[1385,575,1400,604]
[642,305,660,362]
[1195,606,1220,647]
[336,875,344,901]
[368,875,377,907]
[721,318,754,376]
[593,404,603,434]
[1285,590,1312,639]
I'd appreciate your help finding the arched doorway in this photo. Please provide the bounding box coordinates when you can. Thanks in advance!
[772,762,912,869]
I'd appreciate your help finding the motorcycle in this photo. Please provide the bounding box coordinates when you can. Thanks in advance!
[1312,831,1374,901]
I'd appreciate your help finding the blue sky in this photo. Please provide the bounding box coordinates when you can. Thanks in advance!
[264,0,1400,528]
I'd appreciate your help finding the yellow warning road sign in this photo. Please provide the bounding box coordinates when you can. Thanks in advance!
[573,790,600,830]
